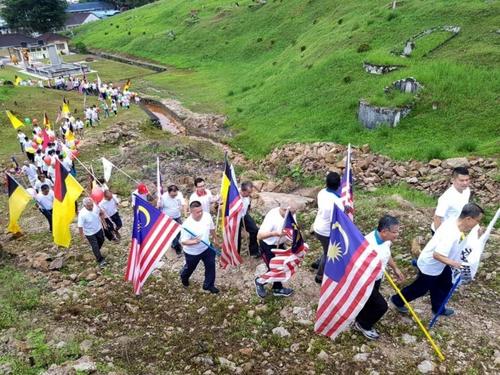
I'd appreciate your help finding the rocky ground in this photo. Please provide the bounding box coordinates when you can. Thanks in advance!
[0,102,499,375]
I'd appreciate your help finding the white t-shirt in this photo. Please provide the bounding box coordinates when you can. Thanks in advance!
[77,205,102,236]
[365,230,392,281]
[22,164,38,181]
[313,189,345,237]
[180,212,215,255]
[432,185,470,231]
[99,196,119,217]
[241,196,251,217]
[189,190,214,213]
[17,132,26,143]
[35,178,53,192]
[36,190,54,210]
[131,190,148,206]
[160,192,184,218]
[259,207,291,246]
[75,120,84,129]
[418,219,463,276]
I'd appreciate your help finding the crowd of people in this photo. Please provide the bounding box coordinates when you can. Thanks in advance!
[4,73,487,343]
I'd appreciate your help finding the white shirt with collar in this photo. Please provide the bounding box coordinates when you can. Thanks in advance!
[36,190,54,210]
[313,188,345,237]
[77,205,102,236]
[432,185,470,231]
[189,189,214,213]
[180,212,214,255]
[365,230,392,281]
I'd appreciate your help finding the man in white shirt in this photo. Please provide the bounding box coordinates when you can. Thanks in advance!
[17,130,26,152]
[432,167,471,232]
[99,190,122,241]
[189,177,218,214]
[131,183,149,206]
[255,202,298,298]
[35,184,54,232]
[179,201,219,294]
[391,203,483,317]
[21,161,38,188]
[78,198,107,267]
[238,181,260,257]
[312,172,344,283]
[354,215,404,340]
[34,174,53,192]
[159,184,185,254]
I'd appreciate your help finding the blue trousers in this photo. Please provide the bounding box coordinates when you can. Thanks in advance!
[180,248,216,289]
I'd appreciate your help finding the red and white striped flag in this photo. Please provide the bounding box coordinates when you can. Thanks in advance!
[219,157,244,268]
[315,205,381,339]
[125,196,181,295]
[258,211,308,283]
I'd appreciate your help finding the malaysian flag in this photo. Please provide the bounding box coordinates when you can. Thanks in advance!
[258,211,309,284]
[340,143,354,219]
[315,204,382,339]
[219,156,244,268]
[125,196,181,295]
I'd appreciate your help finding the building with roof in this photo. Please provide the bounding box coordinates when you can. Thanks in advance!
[0,32,69,59]
[65,12,100,29]
[66,1,116,13]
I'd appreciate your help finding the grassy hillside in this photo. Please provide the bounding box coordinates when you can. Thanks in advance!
[73,0,500,160]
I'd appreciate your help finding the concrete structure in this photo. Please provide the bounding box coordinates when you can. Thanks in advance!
[1,33,69,60]
[358,100,412,129]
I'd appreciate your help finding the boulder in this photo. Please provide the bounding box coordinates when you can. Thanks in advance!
[442,157,469,169]
[254,192,314,215]
[49,258,64,271]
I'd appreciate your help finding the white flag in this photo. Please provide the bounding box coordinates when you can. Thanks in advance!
[102,157,113,182]
[456,208,499,283]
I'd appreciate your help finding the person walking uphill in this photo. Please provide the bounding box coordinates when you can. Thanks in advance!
[354,215,405,340]
[391,203,484,317]
[179,201,219,294]
[78,197,107,267]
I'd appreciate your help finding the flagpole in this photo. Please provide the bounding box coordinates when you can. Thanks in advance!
[429,275,461,329]
[214,153,227,234]
[384,270,445,361]
[156,156,161,205]
[73,156,104,188]
[107,160,141,185]
[181,227,221,256]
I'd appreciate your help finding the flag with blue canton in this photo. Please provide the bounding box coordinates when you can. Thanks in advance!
[315,204,381,339]
[125,196,181,295]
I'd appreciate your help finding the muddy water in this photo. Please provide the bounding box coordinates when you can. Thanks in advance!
[143,102,185,135]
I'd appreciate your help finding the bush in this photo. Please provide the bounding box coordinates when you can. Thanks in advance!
[457,140,478,153]
[241,86,251,92]
[300,45,307,52]
[227,90,235,96]
[387,12,398,21]
[74,41,88,54]
[236,107,243,113]
[257,37,263,42]
[343,76,352,84]
[426,147,445,160]
[338,18,343,25]
[357,43,371,53]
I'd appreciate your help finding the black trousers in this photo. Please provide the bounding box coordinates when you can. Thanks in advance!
[356,280,388,330]
[86,229,105,263]
[103,212,123,241]
[259,240,284,290]
[238,213,259,256]
[39,208,53,232]
[392,266,452,313]
[315,232,331,281]
[180,248,216,289]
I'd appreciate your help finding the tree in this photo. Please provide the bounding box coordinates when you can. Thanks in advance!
[1,0,67,34]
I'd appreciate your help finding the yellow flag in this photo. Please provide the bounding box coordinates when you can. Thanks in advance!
[6,110,24,129]
[6,174,32,233]
[66,130,75,142]
[53,160,84,247]
[14,76,21,86]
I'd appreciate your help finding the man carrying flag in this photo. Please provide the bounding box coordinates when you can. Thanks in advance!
[180,201,219,294]
[6,173,32,234]
[255,202,299,298]
[78,198,107,267]
[354,215,404,340]
[315,205,382,339]
[53,159,84,247]
[126,196,182,295]
[254,208,308,298]
[219,157,244,268]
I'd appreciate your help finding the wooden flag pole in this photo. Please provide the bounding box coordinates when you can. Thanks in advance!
[384,270,445,361]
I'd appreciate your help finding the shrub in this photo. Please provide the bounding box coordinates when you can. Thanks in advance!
[257,37,263,42]
[357,43,371,52]
[387,12,398,21]
[457,140,478,153]
[128,31,131,35]
[227,90,235,96]
[338,18,343,25]
[236,107,243,113]
[300,45,307,52]
[74,41,88,54]
[426,147,445,160]
[343,76,352,84]
[241,86,251,92]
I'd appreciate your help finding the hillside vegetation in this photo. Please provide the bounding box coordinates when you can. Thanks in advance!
[72,0,499,160]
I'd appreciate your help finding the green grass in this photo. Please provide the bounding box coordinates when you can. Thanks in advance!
[71,0,499,161]
[0,265,40,329]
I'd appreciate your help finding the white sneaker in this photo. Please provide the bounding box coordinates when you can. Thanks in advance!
[354,321,380,340]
